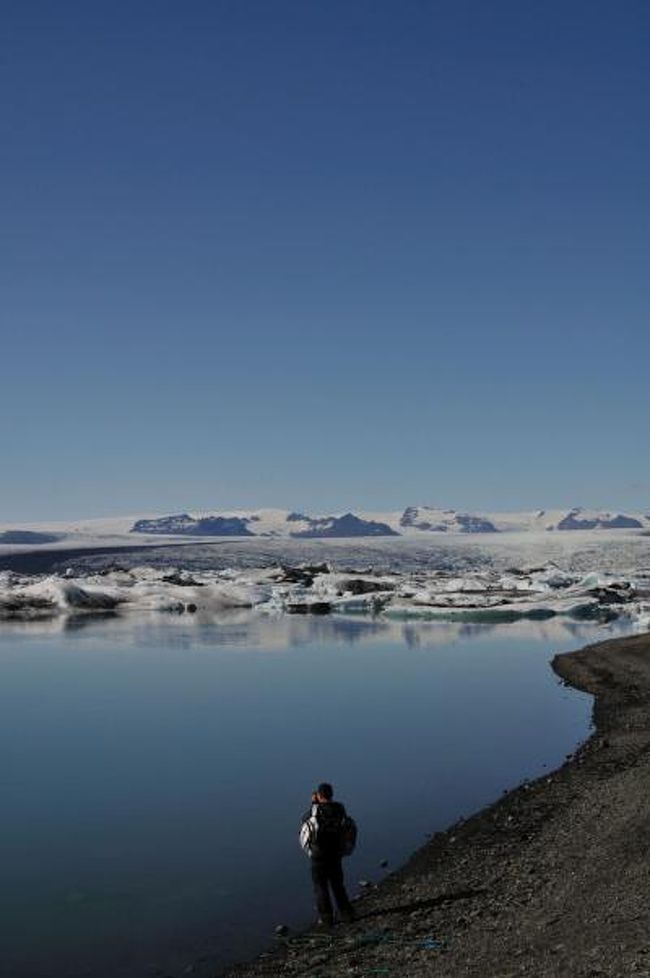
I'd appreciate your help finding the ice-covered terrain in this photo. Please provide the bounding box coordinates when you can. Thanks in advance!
[1,505,649,560]
[2,549,649,630]
[124,505,650,538]
[1,505,649,631]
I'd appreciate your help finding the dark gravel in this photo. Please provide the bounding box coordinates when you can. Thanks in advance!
[223,632,650,978]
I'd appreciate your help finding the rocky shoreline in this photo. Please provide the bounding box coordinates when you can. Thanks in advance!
[224,631,650,978]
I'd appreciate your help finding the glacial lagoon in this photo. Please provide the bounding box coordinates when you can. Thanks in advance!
[0,613,625,977]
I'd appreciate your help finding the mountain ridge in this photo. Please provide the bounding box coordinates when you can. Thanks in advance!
[129,506,649,539]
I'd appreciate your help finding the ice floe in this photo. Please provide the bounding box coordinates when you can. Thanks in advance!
[1,561,649,631]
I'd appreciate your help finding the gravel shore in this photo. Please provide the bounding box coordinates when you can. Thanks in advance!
[224,631,650,978]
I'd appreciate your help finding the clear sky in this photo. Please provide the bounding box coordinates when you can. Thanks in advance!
[2,0,649,520]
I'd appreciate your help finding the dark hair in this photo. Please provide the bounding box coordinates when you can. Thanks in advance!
[317,782,333,800]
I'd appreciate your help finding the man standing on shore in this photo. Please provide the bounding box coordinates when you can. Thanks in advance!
[300,782,356,927]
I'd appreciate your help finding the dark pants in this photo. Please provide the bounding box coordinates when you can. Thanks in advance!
[311,856,353,922]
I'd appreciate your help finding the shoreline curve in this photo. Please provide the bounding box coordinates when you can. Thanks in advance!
[223,631,650,977]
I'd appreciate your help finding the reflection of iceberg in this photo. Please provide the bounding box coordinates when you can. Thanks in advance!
[0,599,625,651]
[384,596,604,624]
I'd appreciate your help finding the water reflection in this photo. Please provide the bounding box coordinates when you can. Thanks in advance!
[0,606,617,651]
[0,614,626,978]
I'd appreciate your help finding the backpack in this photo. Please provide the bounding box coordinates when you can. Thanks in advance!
[299,803,358,858]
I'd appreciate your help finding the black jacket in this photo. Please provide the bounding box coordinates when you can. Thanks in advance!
[302,801,347,860]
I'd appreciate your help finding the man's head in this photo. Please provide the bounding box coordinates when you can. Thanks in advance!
[315,782,334,803]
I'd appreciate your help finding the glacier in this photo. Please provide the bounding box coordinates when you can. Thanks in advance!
[1,505,649,631]
[2,505,650,562]
[1,556,649,631]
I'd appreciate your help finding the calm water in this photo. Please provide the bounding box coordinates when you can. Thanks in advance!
[0,613,621,977]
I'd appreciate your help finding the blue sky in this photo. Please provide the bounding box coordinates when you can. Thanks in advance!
[2,0,649,520]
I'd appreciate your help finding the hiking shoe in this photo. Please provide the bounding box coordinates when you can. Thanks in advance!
[340,908,356,924]
[316,916,333,929]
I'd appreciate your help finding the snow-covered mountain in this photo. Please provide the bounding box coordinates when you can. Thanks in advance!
[553,508,644,530]
[133,514,255,537]
[479,508,647,533]
[132,510,399,539]
[1,506,648,557]
[399,507,498,533]
[0,530,62,545]
[131,505,650,538]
